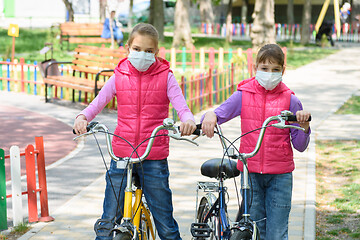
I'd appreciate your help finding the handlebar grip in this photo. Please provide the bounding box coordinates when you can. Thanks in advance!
[72,121,99,134]
[177,124,202,136]
[192,124,202,136]
[286,115,312,122]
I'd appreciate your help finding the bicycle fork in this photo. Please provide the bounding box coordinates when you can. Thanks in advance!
[122,166,155,239]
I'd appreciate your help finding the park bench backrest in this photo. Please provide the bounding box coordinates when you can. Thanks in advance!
[71,45,126,78]
[60,23,104,36]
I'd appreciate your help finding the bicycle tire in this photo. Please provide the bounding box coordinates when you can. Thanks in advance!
[230,228,260,240]
[113,232,135,240]
[230,229,251,240]
[197,194,217,240]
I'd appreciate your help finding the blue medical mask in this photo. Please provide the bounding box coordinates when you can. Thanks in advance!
[255,71,283,90]
[127,50,156,72]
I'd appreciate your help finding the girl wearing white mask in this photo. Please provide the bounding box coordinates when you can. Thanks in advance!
[201,44,311,240]
[74,23,196,240]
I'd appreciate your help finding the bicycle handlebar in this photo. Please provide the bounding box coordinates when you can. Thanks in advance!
[73,118,199,163]
[194,110,311,160]
[241,110,311,159]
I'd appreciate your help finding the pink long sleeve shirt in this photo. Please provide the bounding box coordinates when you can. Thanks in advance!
[79,72,195,123]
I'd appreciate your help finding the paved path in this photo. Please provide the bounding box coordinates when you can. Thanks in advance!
[1,45,360,240]
[0,104,77,181]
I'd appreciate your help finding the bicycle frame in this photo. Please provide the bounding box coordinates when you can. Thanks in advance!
[74,118,198,239]
[122,163,156,239]
[192,110,307,240]
[192,124,235,239]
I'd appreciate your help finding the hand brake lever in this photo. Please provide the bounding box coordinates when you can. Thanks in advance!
[271,121,305,132]
[168,128,199,146]
[73,129,98,141]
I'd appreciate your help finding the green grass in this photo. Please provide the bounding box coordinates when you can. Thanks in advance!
[336,95,360,114]
[316,140,360,240]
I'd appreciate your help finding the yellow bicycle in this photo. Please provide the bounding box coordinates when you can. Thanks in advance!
[74,118,198,239]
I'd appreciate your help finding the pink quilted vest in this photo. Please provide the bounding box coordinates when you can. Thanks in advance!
[237,77,295,174]
[112,57,170,160]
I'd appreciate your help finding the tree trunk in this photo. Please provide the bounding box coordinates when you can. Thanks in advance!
[300,0,312,45]
[128,0,134,30]
[250,0,276,50]
[199,0,214,24]
[62,0,74,22]
[225,0,233,43]
[100,0,107,23]
[287,0,294,25]
[172,0,193,48]
[241,0,248,24]
[149,0,164,41]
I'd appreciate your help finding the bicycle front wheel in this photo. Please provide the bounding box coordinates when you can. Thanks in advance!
[139,201,156,240]
[113,232,137,240]
[230,226,260,240]
[197,193,217,240]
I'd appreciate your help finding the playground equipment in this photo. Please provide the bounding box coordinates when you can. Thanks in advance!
[315,0,342,38]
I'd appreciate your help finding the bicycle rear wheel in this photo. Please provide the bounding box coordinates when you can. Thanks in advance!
[196,193,217,240]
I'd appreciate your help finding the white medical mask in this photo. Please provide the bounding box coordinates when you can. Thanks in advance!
[127,50,156,72]
[255,71,283,90]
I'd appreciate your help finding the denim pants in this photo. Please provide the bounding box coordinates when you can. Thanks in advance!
[95,159,182,240]
[241,172,293,240]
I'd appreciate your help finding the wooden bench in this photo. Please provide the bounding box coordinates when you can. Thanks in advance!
[43,45,126,103]
[60,22,112,50]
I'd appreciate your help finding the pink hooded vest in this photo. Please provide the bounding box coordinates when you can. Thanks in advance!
[237,77,295,174]
[112,57,170,160]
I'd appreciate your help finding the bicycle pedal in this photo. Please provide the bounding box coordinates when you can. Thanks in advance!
[190,223,212,238]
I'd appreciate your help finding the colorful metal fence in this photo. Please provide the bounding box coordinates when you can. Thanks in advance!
[200,22,360,42]
[0,46,288,116]
[0,137,54,230]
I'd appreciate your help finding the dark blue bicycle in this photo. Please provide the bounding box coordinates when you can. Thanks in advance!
[190,110,308,240]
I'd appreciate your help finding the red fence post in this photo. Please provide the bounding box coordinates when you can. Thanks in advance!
[159,47,166,59]
[25,144,38,223]
[191,46,196,71]
[35,136,54,222]
[209,47,215,70]
[246,48,253,77]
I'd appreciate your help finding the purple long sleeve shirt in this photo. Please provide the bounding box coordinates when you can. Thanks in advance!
[79,72,195,123]
[204,91,311,152]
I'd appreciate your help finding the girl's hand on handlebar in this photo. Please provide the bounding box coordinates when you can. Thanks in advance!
[73,114,89,135]
[291,110,311,133]
[180,120,197,136]
[202,111,217,138]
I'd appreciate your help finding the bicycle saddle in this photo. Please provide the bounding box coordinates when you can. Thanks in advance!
[201,158,240,179]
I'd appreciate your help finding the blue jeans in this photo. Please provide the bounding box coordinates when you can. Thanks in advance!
[95,159,182,240]
[241,172,293,240]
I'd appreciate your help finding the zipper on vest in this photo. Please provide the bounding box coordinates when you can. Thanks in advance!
[135,74,142,147]
[260,93,267,174]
